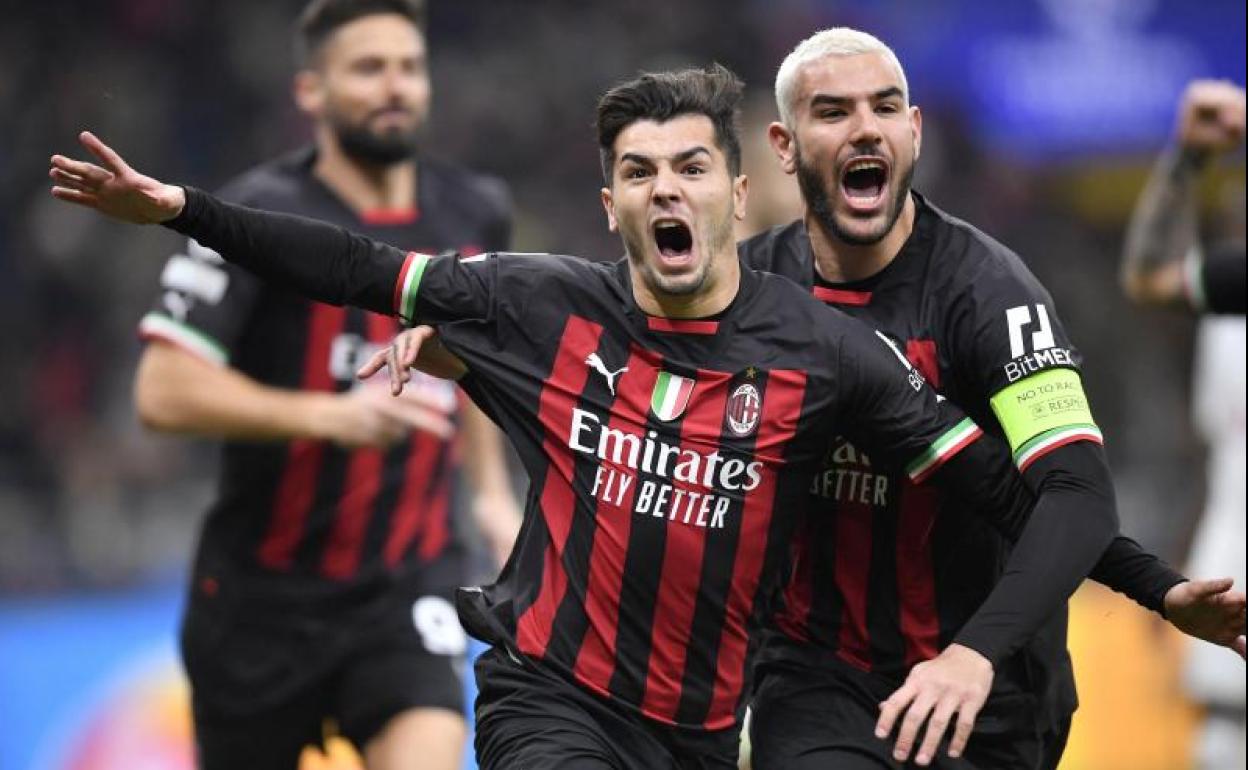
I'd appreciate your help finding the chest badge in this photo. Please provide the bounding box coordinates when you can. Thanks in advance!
[651,371,695,421]
[726,382,762,437]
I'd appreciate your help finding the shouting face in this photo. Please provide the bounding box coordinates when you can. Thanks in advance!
[774,52,921,246]
[602,114,747,305]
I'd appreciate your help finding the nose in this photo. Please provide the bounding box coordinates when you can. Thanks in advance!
[651,165,683,206]
[848,105,883,147]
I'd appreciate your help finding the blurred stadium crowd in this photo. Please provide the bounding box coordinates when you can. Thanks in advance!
[2,0,1240,592]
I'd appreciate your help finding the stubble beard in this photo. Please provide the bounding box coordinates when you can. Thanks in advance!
[329,109,420,167]
[796,144,914,246]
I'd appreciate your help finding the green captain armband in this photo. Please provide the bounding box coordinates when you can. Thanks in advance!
[989,368,1103,471]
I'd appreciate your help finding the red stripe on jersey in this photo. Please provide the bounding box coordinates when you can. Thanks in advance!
[812,287,873,306]
[640,366,733,723]
[706,369,807,730]
[393,253,418,315]
[417,463,452,560]
[516,316,605,659]
[384,430,441,566]
[773,517,815,643]
[646,317,719,335]
[834,499,874,671]
[320,313,397,579]
[573,345,653,695]
[896,481,940,666]
[258,303,346,570]
[905,339,940,388]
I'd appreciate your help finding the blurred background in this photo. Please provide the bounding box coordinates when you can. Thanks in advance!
[0,1,1243,768]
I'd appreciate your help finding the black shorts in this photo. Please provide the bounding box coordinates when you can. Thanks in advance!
[748,663,1070,770]
[182,569,468,770]
[472,646,739,770]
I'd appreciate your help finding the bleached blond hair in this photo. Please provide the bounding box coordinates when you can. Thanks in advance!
[774,28,909,127]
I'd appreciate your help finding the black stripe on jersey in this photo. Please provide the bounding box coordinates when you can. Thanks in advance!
[542,331,634,671]
[673,367,776,726]
[602,355,697,708]
[866,505,904,672]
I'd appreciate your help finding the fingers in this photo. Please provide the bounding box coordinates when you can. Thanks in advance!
[50,187,101,207]
[356,346,391,380]
[51,154,113,186]
[401,326,436,369]
[947,707,977,759]
[876,682,916,742]
[1234,636,1246,660]
[1190,577,1235,599]
[892,692,937,763]
[78,131,132,175]
[914,699,957,766]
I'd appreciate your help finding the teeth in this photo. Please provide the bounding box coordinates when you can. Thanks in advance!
[846,160,885,173]
[655,221,684,229]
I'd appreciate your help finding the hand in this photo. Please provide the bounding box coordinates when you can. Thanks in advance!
[876,643,993,766]
[1177,80,1246,155]
[50,131,186,223]
[1163,578,1247,659]
[357,326,465,394]
[314,383,454,448]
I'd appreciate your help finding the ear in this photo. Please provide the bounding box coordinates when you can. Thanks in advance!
[732,174,749,222]
[293,69,325,118]
[767,122,798,175]
[600,186,618,233]
[910,104,923,162]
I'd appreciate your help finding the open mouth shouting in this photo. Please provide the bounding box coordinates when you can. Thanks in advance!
[652,217,695,271]
[839,155,890,215]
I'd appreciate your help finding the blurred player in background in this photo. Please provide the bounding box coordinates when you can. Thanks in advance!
[130,1,519,768]
[1123,79,1247,770]
[742,29,1247,769]
[1122,79,1246,315]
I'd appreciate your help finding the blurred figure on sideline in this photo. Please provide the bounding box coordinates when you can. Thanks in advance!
[131,1,519,768]
[1123,79,1247,770]
[1122,80,1245,315]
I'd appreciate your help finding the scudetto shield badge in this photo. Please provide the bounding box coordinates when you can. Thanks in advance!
[726,382,761,436]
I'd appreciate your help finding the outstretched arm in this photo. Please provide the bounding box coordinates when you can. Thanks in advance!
[51,132,494,325]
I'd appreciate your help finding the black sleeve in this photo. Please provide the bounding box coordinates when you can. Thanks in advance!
[951,441,1119,665]
[1198,245,1246,315]
[834,321,990,480]
[162,186,495,325]
[1088,535,1186,616]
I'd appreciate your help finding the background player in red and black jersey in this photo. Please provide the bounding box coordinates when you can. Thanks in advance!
[50,66,1061,770]
[127,2,520,768]
[739,28,1247,769]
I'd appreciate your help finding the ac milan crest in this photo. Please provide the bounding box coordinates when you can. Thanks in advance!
[726,382,761,436]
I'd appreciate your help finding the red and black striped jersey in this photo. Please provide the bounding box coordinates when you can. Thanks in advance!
[161,188,1018,735]
[138,148,511,603]
[740,193,1095,728]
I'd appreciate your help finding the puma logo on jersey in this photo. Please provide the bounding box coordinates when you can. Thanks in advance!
[585,353,628,395]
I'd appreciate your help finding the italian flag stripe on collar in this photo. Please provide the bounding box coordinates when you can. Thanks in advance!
[394,252,431,323]
[905,417,984,483]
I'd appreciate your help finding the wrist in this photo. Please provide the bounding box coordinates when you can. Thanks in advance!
[1161,579,1190,620]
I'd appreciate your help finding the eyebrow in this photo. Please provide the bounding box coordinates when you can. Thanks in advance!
[809,86,904,106]
[619,146,713,167]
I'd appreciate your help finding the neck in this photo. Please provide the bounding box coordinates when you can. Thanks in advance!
[631,251,741,319]
[313,127,416,213]
[807,192,915,284]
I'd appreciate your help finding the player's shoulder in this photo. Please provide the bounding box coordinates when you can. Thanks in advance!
[737,219,809,275]
[748,267,854,344]
[419,156,512,223]
[214,147,316,207]
[485,251,615,287]
[922,195,1052,306]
